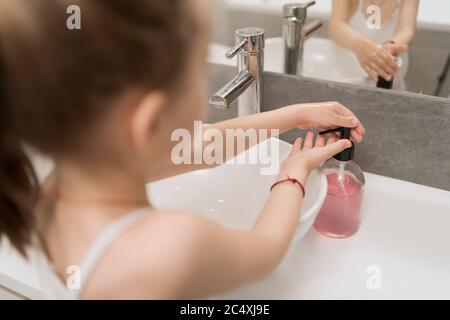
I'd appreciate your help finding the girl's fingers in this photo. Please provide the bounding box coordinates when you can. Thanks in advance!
[351,130,363,142]
[323,103,365,142]
[332,113,357,128]
[364,65,378,81]
[390,43,409,55]
[331,103,365,135]
[356,122,365,134]
[371,61,391,81]
[352,125,364,137]
[376,45,397,75]
[326,136,337,145]
[315,139,352,162]
[315,134,325,147]
[290,137,302,156]
[378,51,398,76]
[303,131,314,149]
[387,56,399,75]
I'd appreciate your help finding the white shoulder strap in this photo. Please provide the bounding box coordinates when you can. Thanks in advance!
[78,209,149,289]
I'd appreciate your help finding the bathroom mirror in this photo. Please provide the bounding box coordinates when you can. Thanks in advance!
[209,0,450,98]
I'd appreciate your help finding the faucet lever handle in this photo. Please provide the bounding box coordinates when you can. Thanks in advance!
[284,1,316,19]
[225,39,248,59]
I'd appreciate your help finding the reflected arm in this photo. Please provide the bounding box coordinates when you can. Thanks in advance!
[391,0,419,45]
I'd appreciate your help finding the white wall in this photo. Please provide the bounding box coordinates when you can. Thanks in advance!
[212,0,232,44]
[226,0,450,31]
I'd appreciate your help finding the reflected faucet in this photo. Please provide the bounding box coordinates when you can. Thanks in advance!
[283,2,323,75]
[209,27,264,117]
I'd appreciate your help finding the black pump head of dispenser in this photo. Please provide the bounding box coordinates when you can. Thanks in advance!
[319,127,355,161]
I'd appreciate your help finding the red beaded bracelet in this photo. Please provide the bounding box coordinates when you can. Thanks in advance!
[270,176,305,198]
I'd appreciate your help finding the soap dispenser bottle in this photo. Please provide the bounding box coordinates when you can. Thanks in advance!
[376,76,393,89]
[314,127,365,238]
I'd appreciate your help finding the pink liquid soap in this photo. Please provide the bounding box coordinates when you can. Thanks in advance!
[314,172,364,238]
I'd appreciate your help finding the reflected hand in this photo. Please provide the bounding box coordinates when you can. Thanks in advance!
[382,41,409,57]
[356,38,400,81]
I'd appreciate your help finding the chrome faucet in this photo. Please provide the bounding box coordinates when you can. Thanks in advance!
[283,2,323,75]
[209,27,264,117]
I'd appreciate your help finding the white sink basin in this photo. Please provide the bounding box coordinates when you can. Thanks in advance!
[209,38,369,85]
[148,138,327,243]
[265,37,369,85]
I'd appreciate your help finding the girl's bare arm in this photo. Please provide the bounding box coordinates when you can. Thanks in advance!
[150,102,364,182]
[391,0,419,45]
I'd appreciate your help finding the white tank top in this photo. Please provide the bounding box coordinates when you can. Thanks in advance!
[348,0,400,44]
[348,0,409,89]
[30,209,150,299]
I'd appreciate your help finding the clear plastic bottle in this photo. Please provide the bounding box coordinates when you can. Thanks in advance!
[314,128,365,238]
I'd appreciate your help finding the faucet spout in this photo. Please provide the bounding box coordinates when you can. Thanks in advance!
[303,20,323,39]
[283,2,323,75]
[208,71,255,110]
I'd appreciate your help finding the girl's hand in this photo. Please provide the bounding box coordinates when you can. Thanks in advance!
[278,131,352,185]
[382,42,409,57]
[355,38,400,81]
[296,102,365,142]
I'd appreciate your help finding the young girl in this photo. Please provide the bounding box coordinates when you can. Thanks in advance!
[0,0,364,299]
[329,0,419,89]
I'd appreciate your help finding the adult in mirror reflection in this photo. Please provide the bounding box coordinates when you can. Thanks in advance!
[329,0,419,90]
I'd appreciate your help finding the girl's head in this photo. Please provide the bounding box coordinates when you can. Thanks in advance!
[0,0,210,254]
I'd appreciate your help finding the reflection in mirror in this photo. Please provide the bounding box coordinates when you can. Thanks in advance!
[328,0,417,91]
[209,0,450,98]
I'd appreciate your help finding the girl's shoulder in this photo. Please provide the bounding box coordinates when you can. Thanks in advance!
[81,208,210,299]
